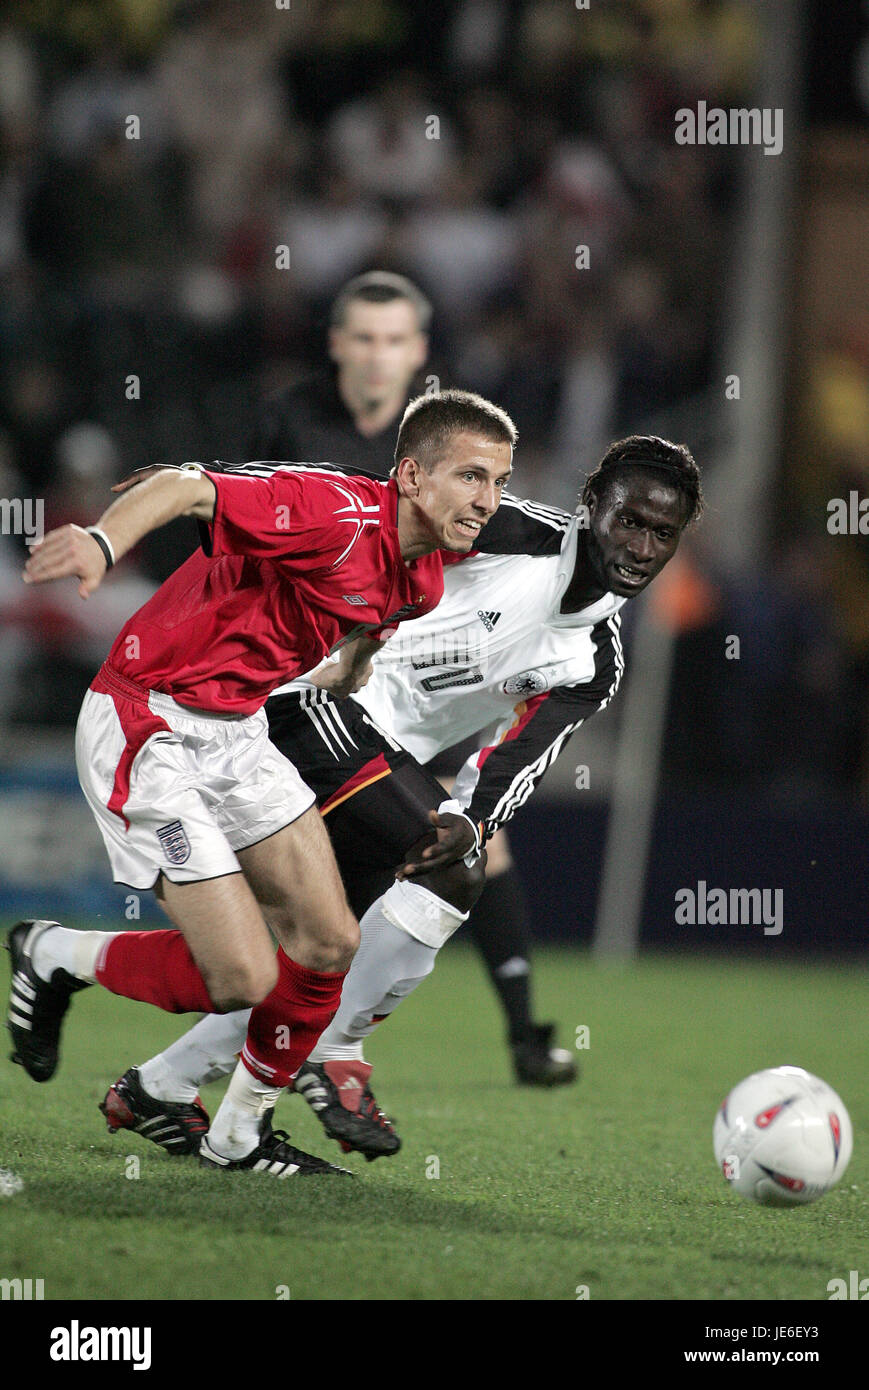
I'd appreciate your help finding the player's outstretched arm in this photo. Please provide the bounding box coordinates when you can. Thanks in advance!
[22,468,216,599]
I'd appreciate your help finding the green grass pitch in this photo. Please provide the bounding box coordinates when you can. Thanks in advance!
[1,930,866,1302]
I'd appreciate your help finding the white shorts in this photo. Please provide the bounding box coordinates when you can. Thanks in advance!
[76,664,316,889]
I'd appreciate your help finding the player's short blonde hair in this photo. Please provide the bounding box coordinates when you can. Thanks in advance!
[394,390,517,473]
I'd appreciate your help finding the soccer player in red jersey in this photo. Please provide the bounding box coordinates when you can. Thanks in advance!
[8,390,516,1176]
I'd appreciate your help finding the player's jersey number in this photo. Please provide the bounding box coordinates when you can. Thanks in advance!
[417,665,485,692]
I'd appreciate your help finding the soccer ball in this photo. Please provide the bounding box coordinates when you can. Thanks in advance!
[713,1066,853,1207]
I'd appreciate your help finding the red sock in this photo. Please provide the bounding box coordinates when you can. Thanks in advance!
[95,929,217,1014]
[241,948,345,1087]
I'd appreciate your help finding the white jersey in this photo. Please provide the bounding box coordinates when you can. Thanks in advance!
[353,513,624,761]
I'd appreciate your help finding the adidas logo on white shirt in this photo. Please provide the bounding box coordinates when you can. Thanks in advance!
[477,610,501,632]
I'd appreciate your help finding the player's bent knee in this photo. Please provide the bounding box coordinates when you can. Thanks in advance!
[332,909,360,968]
[206,955,279,1012]
[300,907,359,974]
[423,854,487,914]
[381,879,468,949]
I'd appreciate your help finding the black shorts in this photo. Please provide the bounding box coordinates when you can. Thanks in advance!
[265,691,448,916]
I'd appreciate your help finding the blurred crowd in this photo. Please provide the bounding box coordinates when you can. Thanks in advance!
[0,0,866,794]
[0,1,755,491]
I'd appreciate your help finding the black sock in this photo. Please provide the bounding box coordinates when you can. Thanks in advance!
[467,868,534,1045]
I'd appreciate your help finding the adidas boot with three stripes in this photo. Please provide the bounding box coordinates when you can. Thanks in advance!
[100,1067,210,1155]
[294,1059,401,1160]
[6,921,90,1082]
[199,1111,352,1177]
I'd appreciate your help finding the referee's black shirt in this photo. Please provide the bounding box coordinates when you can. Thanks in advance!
[251,369,407,478]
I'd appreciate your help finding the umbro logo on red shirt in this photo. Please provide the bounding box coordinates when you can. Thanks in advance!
[342,594,368,605]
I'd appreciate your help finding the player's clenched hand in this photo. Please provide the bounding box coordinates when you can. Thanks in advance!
[396,811,478,879]
[312,634,381,698]
[312,656,375,698]
[22,524,108,599]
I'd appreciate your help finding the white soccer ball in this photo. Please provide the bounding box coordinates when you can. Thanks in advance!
[713,1066,853,1207]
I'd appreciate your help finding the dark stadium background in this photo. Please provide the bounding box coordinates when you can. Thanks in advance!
[1,0,867,953]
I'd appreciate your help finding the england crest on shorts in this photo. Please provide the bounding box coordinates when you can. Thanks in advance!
[502,669,548,696]
[157,820,191,865]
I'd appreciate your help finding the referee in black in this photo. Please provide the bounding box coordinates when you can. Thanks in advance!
[253,270,576,1087]
[251,272,429,468]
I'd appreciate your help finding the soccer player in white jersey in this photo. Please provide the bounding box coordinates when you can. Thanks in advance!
[96,435,702,1162]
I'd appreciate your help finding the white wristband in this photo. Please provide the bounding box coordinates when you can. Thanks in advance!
[437,798,485,865]
[85,526,116,569]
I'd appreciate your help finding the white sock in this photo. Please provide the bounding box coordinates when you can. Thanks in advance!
[308,881,466,1062]
[31,926,117,984]
[311,1037,367,1064]
[138,1010,251,1103]
[205,1060,283,1160]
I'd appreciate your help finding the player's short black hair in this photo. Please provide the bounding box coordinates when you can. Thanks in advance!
[582,435,703,526]
[331,271,433,332]
[393,390,518,472]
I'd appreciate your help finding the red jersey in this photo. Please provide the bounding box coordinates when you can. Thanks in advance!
[103,468,443,714]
